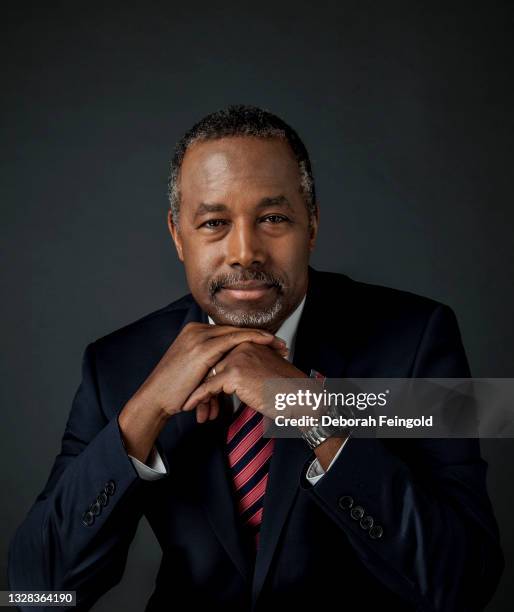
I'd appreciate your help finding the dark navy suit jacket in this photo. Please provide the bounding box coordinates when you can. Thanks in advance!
[8,265,504,611]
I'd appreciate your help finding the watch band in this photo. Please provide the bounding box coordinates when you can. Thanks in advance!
[300,369,353,449]
[301,369,332,449]
[301,422,335,450]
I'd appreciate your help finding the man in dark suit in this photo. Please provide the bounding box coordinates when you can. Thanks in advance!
[8,105,503,611]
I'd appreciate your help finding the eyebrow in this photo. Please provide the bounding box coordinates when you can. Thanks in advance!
[192,195,294,221]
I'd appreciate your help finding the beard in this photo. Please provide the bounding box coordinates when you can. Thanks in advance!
[206,269,288,330]
[208,292,286,329]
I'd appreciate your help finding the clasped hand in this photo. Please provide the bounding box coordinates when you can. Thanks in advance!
[184,338,308,423]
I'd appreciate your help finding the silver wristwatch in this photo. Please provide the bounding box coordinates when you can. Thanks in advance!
[301,369,333,449]
[300,369,352,450]
[301,421,337,450]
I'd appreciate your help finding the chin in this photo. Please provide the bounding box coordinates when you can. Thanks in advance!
[210,299,285,329]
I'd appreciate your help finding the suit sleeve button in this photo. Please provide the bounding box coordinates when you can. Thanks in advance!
[82,511,95,527]
[360,515,374,530]
[350,505,365,520]
[338,496,354,510]
[90,501,102,516]
[97,491,109,507]
[369,524,384,539]
[104,480,116,496]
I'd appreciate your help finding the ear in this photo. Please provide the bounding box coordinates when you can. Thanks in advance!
[308,204,319,252]
[167,210,184,262]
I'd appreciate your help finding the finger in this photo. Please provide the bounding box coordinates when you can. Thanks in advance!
[275,344,289,357]
[267,341,289,357]
[184,376,229,412]
[196,401,211,423]
[204,346,289,381]
[208,342,288,381]
[194,322,287,352]
[202,323,276,339]
[205,328,287,361]
[208,396,220,420]
[187,387,216,412]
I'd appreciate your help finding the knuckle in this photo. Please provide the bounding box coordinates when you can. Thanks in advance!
[230,342,244,354]
[191,344,208,367]
[186,321,207,334]
[236,340,252,352]
[187,342,199,358]
[180,323,196,342]
[231,364,243,378]
[184,321,206,334]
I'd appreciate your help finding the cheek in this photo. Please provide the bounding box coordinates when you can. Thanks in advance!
[274,231,311,265]
[183,236,222,263]
[182,254,218,298]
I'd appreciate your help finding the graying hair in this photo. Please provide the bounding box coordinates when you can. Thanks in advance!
[167,104,317,230]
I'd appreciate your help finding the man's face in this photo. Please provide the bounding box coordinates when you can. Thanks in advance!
[168,136,318,334]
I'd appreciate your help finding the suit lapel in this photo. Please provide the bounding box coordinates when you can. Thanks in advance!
[251,266,350,605]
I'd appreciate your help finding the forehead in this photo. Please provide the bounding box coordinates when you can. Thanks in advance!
[179,136,301,199]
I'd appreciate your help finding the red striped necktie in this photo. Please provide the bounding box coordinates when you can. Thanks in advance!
[226,402,275,551]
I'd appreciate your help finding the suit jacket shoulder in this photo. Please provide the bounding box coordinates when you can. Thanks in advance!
[315,267,443,324]
[306,267,468,378]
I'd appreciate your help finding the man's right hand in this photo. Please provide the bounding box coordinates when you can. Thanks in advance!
[118,322,288,463]
[133,321,287,419]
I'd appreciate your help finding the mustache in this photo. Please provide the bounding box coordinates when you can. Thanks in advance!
[209,271,285,295]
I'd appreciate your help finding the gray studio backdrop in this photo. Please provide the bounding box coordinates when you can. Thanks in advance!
[2,2,513,610]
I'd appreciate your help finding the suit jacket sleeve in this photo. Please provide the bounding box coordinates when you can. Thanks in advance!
[8,342,166,611]
[299,304,504,611]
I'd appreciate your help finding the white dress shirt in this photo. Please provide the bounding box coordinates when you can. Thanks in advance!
[128,293,349,484]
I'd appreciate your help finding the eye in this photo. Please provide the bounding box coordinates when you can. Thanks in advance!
[201,219,228,229]
[199,215,290,230]
[262,215,289,223]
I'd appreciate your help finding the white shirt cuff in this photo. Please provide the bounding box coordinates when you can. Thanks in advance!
[305,435,350,486]
[128,446,167,481]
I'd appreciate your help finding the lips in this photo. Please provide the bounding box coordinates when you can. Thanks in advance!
[220,281,275,301]
[223,281,272,290]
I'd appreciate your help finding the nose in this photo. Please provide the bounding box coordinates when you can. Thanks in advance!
[225,220,265,268]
